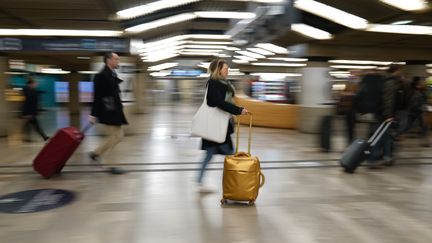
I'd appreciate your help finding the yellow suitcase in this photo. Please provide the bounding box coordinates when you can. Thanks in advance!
[221,114,265,205]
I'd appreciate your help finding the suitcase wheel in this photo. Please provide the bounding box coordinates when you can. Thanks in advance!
[248,201,255,206]
[344,168,354,174]
[220,199,227,205]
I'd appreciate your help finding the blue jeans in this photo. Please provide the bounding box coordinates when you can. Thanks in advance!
[369,126,393,161]
[198,144,233,183]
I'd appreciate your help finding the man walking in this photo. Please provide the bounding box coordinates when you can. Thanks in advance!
[22,77,50,142]
[89,52,128,175]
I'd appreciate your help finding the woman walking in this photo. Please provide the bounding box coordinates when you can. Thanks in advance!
[197,58,248,192]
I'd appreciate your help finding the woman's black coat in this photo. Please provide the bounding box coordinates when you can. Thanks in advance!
[201,79,243,152]
[91,66,128,125]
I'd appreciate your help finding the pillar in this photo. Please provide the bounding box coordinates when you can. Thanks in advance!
[66,72,81,115]
[0,56,8,137]
[298,62,334,133]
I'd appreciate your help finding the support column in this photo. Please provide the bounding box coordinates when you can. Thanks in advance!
[135,64,152,114]
[0,56,9,137]
[66,72,81,115]
[298,62,334,133]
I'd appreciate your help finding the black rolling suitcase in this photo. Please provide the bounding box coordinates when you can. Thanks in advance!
[340,120,392,173]
[319,115,332,152]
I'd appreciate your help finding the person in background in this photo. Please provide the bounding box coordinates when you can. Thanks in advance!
[198,58,249,193]
[89,52,128,175]
[398,76,429,146]
[22,77,50,142]
[368,64,405,168]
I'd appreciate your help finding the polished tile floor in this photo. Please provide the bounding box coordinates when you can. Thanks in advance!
[1,104,432,243]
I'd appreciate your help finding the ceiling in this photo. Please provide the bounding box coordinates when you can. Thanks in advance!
[0,0,432,70]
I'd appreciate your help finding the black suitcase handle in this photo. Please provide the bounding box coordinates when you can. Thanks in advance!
[368,120,392,147]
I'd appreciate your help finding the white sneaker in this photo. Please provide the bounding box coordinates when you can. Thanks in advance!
[197,183,215,193]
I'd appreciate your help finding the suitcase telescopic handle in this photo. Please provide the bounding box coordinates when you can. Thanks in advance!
[81,123,93,134]
[368,120,392,147]
[235,113,253,155]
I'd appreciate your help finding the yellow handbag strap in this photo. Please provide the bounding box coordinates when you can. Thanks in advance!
[235,113,252,155]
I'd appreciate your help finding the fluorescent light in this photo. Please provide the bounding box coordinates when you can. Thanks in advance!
[78,71,98,74]
[251,72,303,78]
[329,60,394,65]
[182,49,222,53]
[329,71,350,74]
[228,72,245,76]
[126,11,257,33]
[233,60,249,64]
[139,41,185,53]
[427,69,432,74]
[125,13,196,33]
[141,47,181,57]
[295,0,368,29]
[268,57,308,62]
[141,34,232,50]
[77,56,91,60]
[0,29,123,37]
[234,55,257,61]
[255,43,288,54]
[150,70,172,77]
[332,84,346,91]
[5,71,27,75]
[148,62,179,71]
[182,45,228,49]
[216,54,232,58]
[251,62,307,67]
[235,51,265,59]
[117,0,199,19]
[379,0,428,11]
[40,68,71,74]
[247,48,275,56]
[187,34,231,39]
[197,62,210,69]
[225,47,241,51]
[143,53,179,62]
[291,24,333,39]
[231,0,284,2]
[392,20,413,25]
[179,52,219,56]
[331,65,377,69]
[366,24,432,35]
[427,64,432,68]
[187,41,234,45]
[195,11,256,19]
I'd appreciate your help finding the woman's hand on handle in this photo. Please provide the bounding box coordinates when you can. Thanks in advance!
[241,108,249,115]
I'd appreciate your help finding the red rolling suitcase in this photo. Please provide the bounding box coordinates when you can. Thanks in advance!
[33,125,91,178]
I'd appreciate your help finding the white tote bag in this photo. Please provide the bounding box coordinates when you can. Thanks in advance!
[191,88,230,143]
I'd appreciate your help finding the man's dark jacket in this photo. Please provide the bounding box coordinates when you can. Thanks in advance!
[91,66,128,125]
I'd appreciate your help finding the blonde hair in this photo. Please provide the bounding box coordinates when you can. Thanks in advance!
[208,58,228,80]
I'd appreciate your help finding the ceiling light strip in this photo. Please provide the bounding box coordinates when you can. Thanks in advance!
[379,0,428,11]
[295,0,368,29]
[291,24,333,39]
[0,29,123,37]
[117,0,200,19]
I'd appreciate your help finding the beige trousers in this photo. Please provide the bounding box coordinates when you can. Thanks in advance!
[93,125,124,163]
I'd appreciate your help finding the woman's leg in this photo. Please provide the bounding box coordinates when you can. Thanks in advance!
[198,147,216,183]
